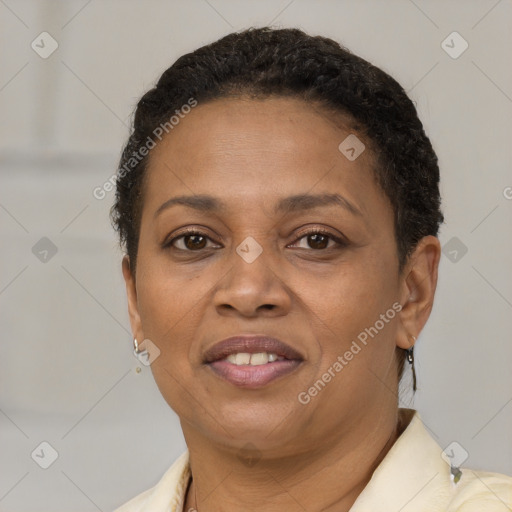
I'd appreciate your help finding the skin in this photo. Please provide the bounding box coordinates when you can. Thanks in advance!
[122,96,441,512]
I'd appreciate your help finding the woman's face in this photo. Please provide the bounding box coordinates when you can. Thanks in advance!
[123,96,430,455]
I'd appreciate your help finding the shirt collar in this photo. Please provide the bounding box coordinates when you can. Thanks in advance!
[141,408,455,512]
[349,408,455,512]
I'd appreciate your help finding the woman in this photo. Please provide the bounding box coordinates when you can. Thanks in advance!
[111,27,511,512]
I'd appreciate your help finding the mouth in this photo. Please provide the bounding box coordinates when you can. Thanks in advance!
[203,335,304,388]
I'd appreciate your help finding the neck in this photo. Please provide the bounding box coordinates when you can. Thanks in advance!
[183,407,406,512]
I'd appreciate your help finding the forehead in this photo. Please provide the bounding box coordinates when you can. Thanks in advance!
[142,96,390,222]
[149,96,361,169]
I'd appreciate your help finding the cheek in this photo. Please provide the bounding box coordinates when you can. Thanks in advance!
[298,261,400,412]
[308,253,399,355]
[136,266,205,413]
[135,261,206,364]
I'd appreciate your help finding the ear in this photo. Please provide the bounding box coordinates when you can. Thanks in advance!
[122,255,144,343]
[396,235,441,350]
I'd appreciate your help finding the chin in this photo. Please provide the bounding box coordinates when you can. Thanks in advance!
[200,401,298,445]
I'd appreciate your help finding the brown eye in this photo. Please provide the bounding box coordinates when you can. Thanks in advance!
[183,234,207,250]
[292,230,345,250]
[166,230,219,252]
[306,233,330,249]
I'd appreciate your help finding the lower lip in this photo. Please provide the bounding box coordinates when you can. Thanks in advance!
[207,359,302,388]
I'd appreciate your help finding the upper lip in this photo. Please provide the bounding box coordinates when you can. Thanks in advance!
[203,335,304,363]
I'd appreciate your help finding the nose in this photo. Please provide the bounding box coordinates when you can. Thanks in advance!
[213,241,292,318]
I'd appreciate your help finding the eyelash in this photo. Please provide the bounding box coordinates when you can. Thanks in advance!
[164,227,347,252]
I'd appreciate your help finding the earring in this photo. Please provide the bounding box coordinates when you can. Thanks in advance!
[406,346,414,364]
[133,338,154,367]
[133,338,147,358]
[407,335,417,392]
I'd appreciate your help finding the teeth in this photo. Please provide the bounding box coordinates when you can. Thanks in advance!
[235,353,251,365]
[225,352,281,365]
[249,352,269,365]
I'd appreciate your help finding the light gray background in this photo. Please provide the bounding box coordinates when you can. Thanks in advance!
[1,1,511,511]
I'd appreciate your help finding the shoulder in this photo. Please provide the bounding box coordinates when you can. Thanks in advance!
[112,451,190,512]
[446,468,512,511]
[350,410,512,512]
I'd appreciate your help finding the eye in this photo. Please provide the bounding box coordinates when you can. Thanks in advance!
[165,229,221,251]
[290,229,347,250]
[164,228,346,252]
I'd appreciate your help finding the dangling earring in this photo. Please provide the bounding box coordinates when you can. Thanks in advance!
[406,346,414,364]
[407,335,417,392]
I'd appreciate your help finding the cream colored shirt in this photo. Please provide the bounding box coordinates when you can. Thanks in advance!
[113,409,512,511]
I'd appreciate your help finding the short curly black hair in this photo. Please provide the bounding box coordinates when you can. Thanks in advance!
[110,26,443,388]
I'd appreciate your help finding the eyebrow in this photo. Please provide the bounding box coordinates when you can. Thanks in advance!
[154,193,363,219]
